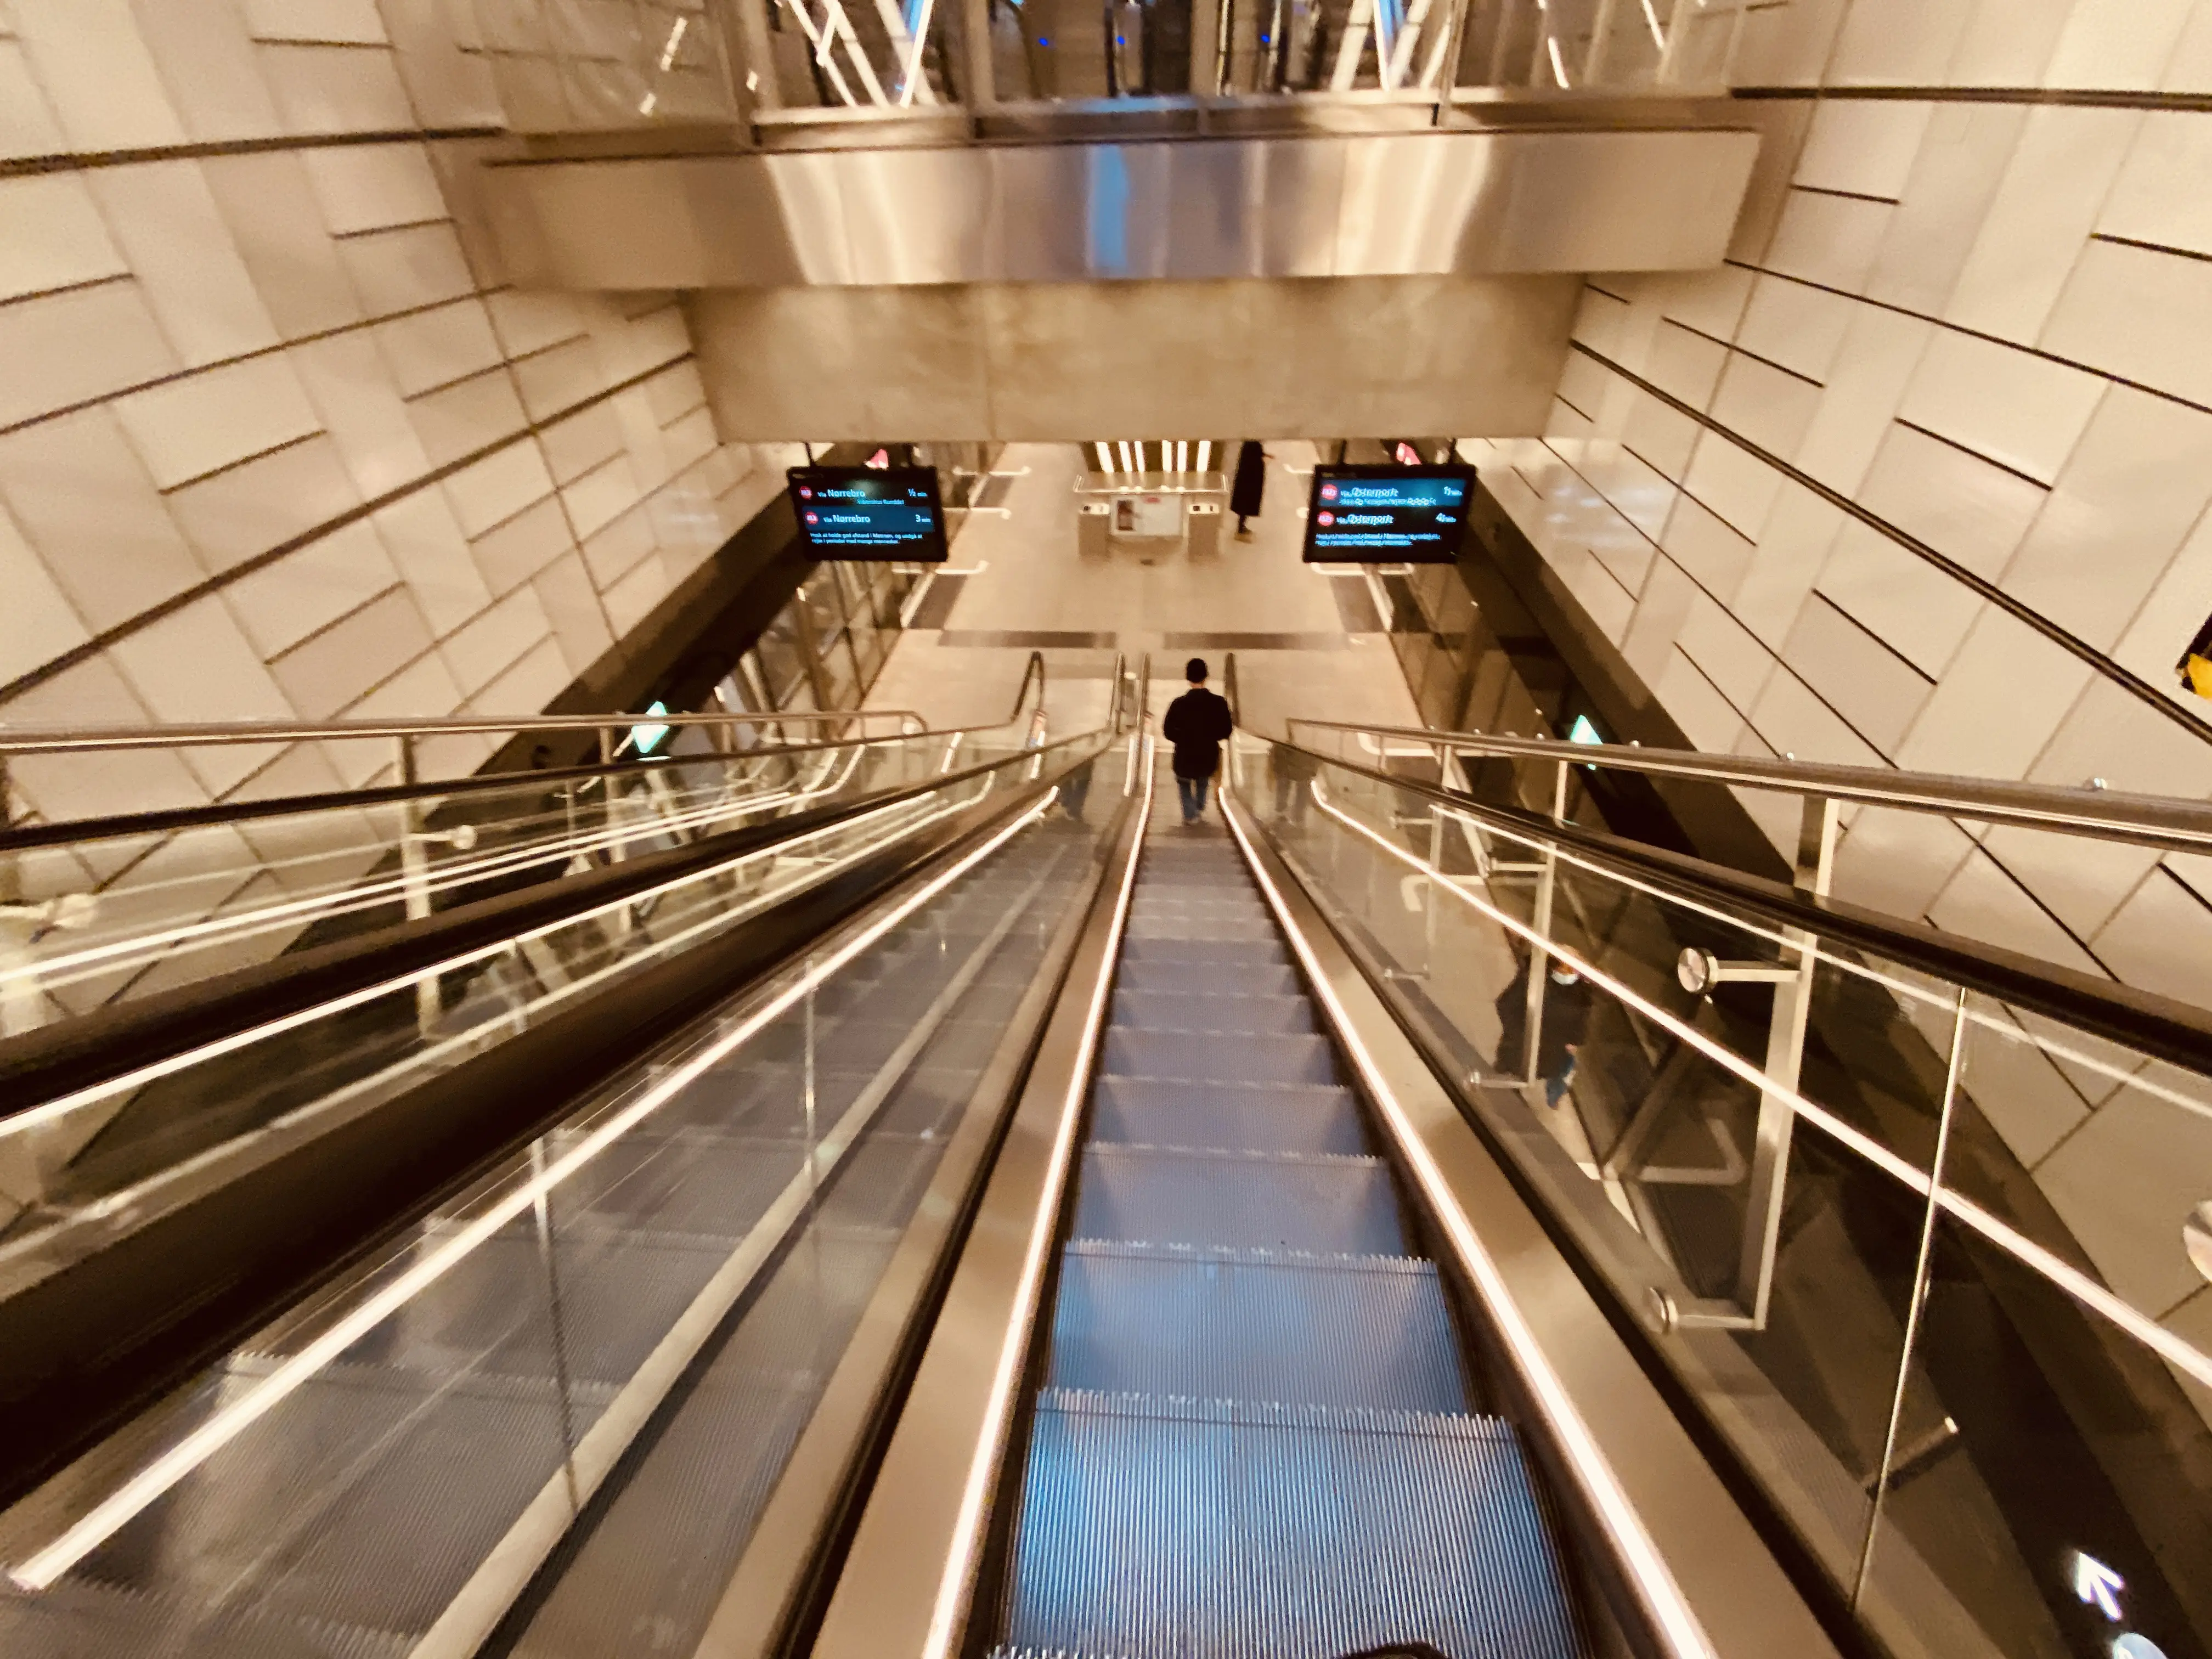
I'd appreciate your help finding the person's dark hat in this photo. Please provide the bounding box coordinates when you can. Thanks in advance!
[1186,657,1208,681]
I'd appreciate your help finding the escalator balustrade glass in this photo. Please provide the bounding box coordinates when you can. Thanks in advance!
[1233,738,2212,1659]
[0,739,1127,1659]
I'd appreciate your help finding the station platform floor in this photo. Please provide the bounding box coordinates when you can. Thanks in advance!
[863,442,1423,739]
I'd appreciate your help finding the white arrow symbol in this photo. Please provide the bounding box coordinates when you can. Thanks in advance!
[2073,1551,2125,1622]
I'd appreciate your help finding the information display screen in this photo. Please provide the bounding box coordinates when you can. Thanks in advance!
[1300,464,1476,564]
[787,466,948,561]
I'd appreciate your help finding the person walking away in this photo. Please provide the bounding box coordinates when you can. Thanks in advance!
[1161,657,1234,824]
[1492,953,1593,1106]
[1230,440,1267,539]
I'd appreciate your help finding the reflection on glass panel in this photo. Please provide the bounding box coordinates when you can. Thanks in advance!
[1861,1211,2212,1659]
[755,607,813,709]
[489,1,740,132]
[763,0,965,109]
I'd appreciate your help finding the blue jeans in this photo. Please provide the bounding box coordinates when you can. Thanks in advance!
[1176,774,1210,821]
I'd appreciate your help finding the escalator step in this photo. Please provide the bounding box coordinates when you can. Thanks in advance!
[1110,989,1317,1035]
[1003,1391,1583,1659]
[1072,1146,1403,1255]
[1121,936,1287,968]
[1118,957,1300,998]
[1091,1077,1364,1155]
[1048,1242,1466,1412]
[1101,1028,1336,1086]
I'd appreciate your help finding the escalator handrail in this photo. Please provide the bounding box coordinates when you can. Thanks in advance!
[1285,718,2212,854]
[1,706,1063,855]
[1272,738,2212,1079]
[0,732,1111,1120]
[0,704,923,758]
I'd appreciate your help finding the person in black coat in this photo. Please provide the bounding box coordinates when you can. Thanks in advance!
[1229,441,1267,538]
[1493,954,1594,1106]
[1160,657,1235,823]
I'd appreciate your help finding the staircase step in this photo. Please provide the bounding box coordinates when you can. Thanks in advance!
[1120,935,1286,968]
[1005,1391,1583,1659]
[1091,1077,1364,1155]
[1116,957,1299,998]
[1072,1146,1403,1254]
[1110,989,1316,1036]
[1101,1028,1335,1086]
[1048,1242,1467,1412]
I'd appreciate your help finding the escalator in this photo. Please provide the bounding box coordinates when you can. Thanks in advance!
[995,827,1584,1658]
[7,704,2212,1659]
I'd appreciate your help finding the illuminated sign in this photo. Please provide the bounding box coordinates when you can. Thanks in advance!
[629,700,671,756]
[1301,464,1476,564]
[787,465,948,561]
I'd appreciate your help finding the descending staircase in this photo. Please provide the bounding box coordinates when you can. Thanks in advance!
[997,826,1587,1659]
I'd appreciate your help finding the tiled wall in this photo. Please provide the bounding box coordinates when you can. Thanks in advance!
[0,1,785,834]
[1466,0,2212,1015]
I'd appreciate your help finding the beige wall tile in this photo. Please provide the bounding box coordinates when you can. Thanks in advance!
[131,0,285,143]
[261,41,414,131]
[374,295,503,397]
[1616,554,1698,686]
[373,486,491,633]
[580,501,653,590]
[486,287,586,358]
[1793,99,1932,200]
[268,583,434,717]
[1926,846,2104,970]
[0,173,125,303]
[1640,319,1728,409]
[13,0,187,150]
[1857,423,2046,581]
[290,330,432,498]
[2025,676,2212,798]
[511,334,607,421]
[1651,647,1747,751]
[1866,103,2026,316]
[2044,0,2193,89]
[0,408,205,629]
[1947,106,2139,346]
[223,518,400,656]
[602,549,671,637]
[471,633,569,712]
[2107,501,2212,706]
[560,452,644,540]
[108,596,297,792]
[0,279,177,430]
[443,439,553,537]
[1791,305,1931,495]
[339,221,476,318]
[2001,386,2212,652]
[1894,607,2095,779]
[1956,1002,2095,1168]
[2041,238,2212,411]
[1782,594,1932,753]
[532,549,614,674]
[0,41,67,160]
[3,657,209,821]
[469,492,570,596]
[1831,808,1974,924]
[303,141,445,235]
[611,385,674,490]
[1982,821,2163,944]
[91,160,285,366]
[2100,111,2212,261]
[537,400,625,486]
[1706,353,1820,462]
[114,354,324,490]
[0,495,87,687]
[1822,0,1972,83]
[1945,0,2073,84]
[1734,481,1844,647]
[242,0,388,44]
[166,434,361,575]
[1895,329,2104,485]
[641,358,708,427]
[1763,189,1892,295]
[407,367,528,466]
[1674,589,1775,710]
[1680,428,1786,544]
[1618,390,1697,482]
[1816,518,1984,678]
[1745,662,1886,768]
[2163,0,2212,91]
[201,151,362,340]
[1733,272,1854,385]
[440,583,549,695]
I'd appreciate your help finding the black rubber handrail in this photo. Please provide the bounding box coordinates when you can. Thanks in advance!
[1285,741,2212,1078]
[0,734,1103,1116]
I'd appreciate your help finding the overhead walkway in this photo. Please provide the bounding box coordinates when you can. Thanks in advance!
[2,696,2209,1659]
